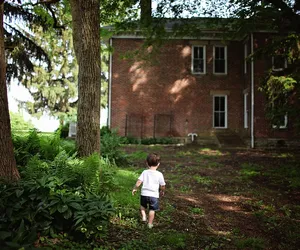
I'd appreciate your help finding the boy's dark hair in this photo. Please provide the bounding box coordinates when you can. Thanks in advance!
[147,153,160,167]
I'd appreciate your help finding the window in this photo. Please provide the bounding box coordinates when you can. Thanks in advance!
[272,113,288,129]
[244,93,248,128]
[244,43,248,74]
[272,55,287,71]
[213,95,227,128]
[192,46,206,74]
[214,46,227,74]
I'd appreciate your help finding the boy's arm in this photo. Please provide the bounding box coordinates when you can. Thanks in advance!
[132,180,142,195]
[160,185,166,196]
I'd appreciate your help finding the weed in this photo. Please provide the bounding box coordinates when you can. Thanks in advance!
[199,148,224,156]
[240,163,263,179]
[176,150,194,157]
[264,164,300,189]
[151,230,187,249]
[207,162,223,168]
[190,207,205,216]
[235,237,266,250]
[179,184,192,193]
[194,175,213,186]
[231,227,241,236]
[159,202,176,223]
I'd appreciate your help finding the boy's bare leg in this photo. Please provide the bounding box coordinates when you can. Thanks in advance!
[140,206,147,221]
[148,210,155,225]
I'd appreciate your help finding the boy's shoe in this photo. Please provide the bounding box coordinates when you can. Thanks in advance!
[147,223,153,229]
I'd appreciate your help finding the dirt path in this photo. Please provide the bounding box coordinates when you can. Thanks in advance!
[114,145,300,250]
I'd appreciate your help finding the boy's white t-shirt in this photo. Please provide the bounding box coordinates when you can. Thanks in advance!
[138,169,166,198]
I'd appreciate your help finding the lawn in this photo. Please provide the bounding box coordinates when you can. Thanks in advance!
[105,145,300,250]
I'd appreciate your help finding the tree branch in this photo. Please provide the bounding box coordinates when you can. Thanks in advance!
[266,0,300,32]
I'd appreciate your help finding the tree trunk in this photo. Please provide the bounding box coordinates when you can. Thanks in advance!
[70,0,101,156]
[0,2,20,181]
[140,0,152,26]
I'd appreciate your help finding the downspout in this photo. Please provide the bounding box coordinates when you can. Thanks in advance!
[251,33,255,148]
[108,38,112,128]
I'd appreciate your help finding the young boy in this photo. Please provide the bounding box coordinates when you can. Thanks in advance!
[132,153,166,229]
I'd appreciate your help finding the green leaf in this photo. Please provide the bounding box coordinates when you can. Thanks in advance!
[63,209,72,219]
[5,242,21,248]
[0,231,11,240]
[69,202,82,210]
[15,189,24,198]
[58,204,68,213]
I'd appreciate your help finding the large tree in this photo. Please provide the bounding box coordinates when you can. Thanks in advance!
[0,1,19,181]
[1,0,60,181]
[70,0,101,156]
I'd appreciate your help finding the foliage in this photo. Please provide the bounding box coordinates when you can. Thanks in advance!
[0,178,114,249]
[261,73,300,130]
[235,237,266,250]
[0,147,117,248]
[9,111,35,131]
[20,3,78,120]
[206,0,300,130]
[4,1,52,82]
[12,129,75,166]
[239,163,263,179]
[56,122,70,138]
[100,127,128,166]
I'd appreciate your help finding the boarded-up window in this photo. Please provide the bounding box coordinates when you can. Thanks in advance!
[125,114,143,138]
[154,114,172,137]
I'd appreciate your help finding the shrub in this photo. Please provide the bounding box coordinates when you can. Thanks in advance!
[56,122,70,138]
[10,112,35,132]
[0,154,116,248]
[101,129,127,166]
[12,130,76,166]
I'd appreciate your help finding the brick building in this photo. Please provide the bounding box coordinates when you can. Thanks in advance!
[107,19,299,147]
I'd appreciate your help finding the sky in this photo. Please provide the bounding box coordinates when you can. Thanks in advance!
[8,82,60,132]
[8,83,108,132]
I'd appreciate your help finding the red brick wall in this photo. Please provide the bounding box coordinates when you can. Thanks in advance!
[111,38,248,138]
[110,36,299,140]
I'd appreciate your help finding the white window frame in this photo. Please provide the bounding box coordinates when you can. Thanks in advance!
[244,43,247,74]
[272,55,287,71]
[191,45,206,74]
[244,93,248,128]
[213,46,227,75]
[272,114,288,129]
[213,95,228,128]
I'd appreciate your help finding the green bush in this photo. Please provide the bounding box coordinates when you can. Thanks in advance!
[10,112,35,132]
[101,129,128,166]
[100,126,112,136]
[12,130,76,166]
[0,153,116,249]
[56,122,70,138]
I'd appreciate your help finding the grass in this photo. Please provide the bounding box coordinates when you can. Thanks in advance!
[194,175,213,186]
[190,207,205,216]
[239,163,263,179]
[104,146,300,249]
[234,237,266,250]
[127,150,148,161]
[111,169,140,210]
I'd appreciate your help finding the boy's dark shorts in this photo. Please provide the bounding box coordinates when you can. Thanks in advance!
[140,195,159,211]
